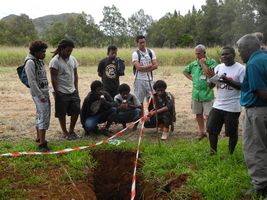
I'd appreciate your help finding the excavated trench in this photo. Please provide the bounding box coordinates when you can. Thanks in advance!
[88,150,191,200]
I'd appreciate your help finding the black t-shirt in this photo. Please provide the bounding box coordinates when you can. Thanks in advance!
[98,57,119,97]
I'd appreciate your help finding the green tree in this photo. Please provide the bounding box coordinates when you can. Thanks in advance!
[100,5,127,45]
[46,22,66,46]
[127,9,153,37]
[147,12,183,48]
[195,0,220,46]
[5,14,37,46]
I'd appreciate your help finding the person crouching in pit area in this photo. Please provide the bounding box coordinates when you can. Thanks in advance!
[146,80,175,140]
[80,80,117,137]
[114,83,141,130]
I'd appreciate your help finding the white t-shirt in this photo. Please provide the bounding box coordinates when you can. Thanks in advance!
[132,48,156,81]
[212,62,245,112]
[49,55,78,94]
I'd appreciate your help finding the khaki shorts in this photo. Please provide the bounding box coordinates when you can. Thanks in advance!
[191,100,213,116]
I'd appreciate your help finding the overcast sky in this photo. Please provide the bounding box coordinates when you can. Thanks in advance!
[1,0,206,23]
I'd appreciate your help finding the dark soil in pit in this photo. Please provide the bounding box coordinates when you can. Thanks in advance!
[91,149,145,200]
[90,150,197,200]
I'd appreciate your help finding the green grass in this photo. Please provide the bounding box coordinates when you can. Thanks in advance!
[0,46,227,67]
[0,138,262,200]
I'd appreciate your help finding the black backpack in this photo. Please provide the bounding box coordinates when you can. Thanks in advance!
[17,59,36,88]
[116,57,125,76]
[133,48,153,75]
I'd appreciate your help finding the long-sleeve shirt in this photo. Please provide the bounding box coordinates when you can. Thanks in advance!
[24,54,49,99]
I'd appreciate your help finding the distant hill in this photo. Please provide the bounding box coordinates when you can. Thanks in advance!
[1,14,18,22]
[1,13,80,36]
[33,13,80,35]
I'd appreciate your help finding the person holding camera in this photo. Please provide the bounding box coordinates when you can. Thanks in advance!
[114,83,141,130]
[207,46,245,155]
[80,80,117,137]
[98,45,125,98]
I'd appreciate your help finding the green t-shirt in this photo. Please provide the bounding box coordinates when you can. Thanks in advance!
[183,57,217,102]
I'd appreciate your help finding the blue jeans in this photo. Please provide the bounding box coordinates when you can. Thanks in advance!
[84,107,117,132]
[115,108,141,123]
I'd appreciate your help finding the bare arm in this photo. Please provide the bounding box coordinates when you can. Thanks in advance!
[50,68,58,93]
[134,59,158,72]
[220,76,242,90]
[74,68,78,92]
[147,106,168,117]
[183,72,192,81]
[199,58,214,78]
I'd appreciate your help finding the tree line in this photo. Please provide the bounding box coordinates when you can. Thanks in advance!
[0,0,266,48]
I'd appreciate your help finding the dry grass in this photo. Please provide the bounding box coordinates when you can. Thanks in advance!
[0,65,224,141]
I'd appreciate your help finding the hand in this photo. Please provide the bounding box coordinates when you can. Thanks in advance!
[219,74,229,83]
[40,98,47,103]
[199,58,206,65]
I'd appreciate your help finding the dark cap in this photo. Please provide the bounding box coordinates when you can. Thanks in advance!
[58,39,75,48]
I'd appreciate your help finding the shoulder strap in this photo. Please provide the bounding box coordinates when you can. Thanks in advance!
[147,48,153,60]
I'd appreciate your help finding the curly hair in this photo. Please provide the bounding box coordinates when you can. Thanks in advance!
[90,80,103,92]
[29,40,48,55]
[153,80,167,90]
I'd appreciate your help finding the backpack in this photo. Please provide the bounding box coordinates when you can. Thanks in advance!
[116,57,125,76]
[17,59,36,88]
[133,48,153,75]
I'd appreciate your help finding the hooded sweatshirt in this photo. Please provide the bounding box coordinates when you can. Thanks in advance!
[24,54,49,99]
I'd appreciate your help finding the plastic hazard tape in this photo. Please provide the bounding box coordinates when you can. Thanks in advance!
[130,121,145,200]
[0,117,144,157]
[130,95,153,200]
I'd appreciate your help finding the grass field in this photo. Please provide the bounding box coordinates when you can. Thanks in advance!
[0,46,224,67]
[0,57,261,199]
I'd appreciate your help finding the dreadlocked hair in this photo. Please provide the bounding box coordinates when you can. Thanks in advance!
[52,39,75,57]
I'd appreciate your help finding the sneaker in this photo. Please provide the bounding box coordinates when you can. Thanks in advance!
[69,132,80,139]
[197,133,207,141]
[256,186,267,198]
[37,142,50,152]
[161,132,169,140]
[102,129,113,137]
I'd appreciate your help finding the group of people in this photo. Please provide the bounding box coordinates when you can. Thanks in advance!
[25,35,175,152]
[183,33,267,197]
[24,33,267,198]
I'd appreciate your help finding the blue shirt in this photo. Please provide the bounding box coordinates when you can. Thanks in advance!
[240,50,267,107]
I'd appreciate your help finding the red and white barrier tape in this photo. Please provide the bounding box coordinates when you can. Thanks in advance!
[130,95,153,200]
[130,120,145,200]
[0,96,154,200]
[0,117,143,157]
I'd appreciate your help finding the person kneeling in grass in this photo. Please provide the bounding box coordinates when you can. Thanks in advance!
[146,80,175,140]
[114,83,141,130]
[80,80,117,137]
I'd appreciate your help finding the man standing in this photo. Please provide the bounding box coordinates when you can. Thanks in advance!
[207,47,245,155]
[98,45,125,98]
[132,35,158,111]
[49,39,80,140]
[237,34,267,198]
[25,40,50,151]
[183,44,217,140]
